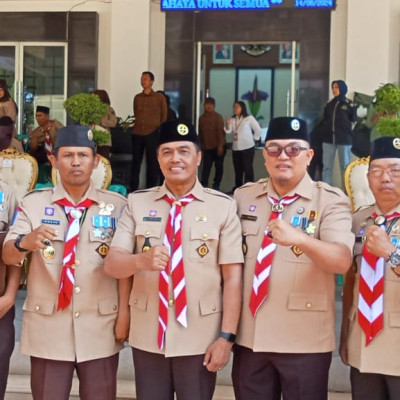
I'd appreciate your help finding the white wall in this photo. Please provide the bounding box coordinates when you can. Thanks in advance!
[1,0,166,122]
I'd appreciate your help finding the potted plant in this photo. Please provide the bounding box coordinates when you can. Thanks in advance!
[63,93,110,145]
[373,83,400,137]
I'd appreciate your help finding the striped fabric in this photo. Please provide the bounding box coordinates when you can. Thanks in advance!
[358,211,400,345]
[55,198,93,311]
[158,194,195,349]
[249,194,300,317]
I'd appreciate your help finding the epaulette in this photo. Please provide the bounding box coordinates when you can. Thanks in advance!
[353,204,374,214]
[24,187,53,197]
[202,187,231,200]
[315,181,344,197]
[99,188,127,201]
[130,186,161,195]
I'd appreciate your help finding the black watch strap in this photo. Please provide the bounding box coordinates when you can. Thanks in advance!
[14,234,28,252]
[219,331,236,343]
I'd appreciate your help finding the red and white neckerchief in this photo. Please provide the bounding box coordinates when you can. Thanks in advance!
[43,126,52,159]
[55,197,93,310]
[249,194,300,317]
[358,210,400,345]
[158,194,195,349]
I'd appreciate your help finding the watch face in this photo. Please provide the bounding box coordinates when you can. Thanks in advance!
[389,249,400,266]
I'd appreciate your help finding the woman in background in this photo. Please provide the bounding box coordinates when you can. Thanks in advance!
[0,79,17,136]
[225,100,261,192]
[91,89,118,159]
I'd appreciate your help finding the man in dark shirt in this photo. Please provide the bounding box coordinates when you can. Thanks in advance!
[199,97,225,190]
[131,71,167,192]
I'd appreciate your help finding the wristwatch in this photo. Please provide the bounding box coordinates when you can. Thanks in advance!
[219,331,236,343]
[14,234,28,252]
[388,248,400,267]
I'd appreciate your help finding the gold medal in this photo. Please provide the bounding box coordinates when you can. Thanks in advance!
[43,246,55,260]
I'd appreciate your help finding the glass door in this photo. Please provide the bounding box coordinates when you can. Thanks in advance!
[0,42,67,134]
[194,41,300,140]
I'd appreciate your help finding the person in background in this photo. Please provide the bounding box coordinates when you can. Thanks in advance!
[0,171,19,400]
[199,97,225,191]
[3,125,129,400]
[91,89,118,160]
[157,90,177,122]
[29,105,63,164]
[131,71,167,192]
[0,116,23,152]
[225,101,261,193]
[0,79,17,136]
[340,136,400,400]
[321,80,357,185]
[233,116,354,400]
[104,119,243,400]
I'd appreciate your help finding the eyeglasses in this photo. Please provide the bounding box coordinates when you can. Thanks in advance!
[369,167,400,178]
[264,144,309,157]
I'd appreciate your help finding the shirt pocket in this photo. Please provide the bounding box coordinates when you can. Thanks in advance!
[199,295,222,316]
[189,225,219,263]
[241,221,260,260]
[129,293,148,312]
[134,223,163,253]
[288,292,328,312]
[23,296,56,315]
[389,313,400,328]
[98,299,119,315]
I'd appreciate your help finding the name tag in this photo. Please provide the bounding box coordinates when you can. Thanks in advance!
[241,214,257,221]
[41,219,61,225]
[143,217,162,222]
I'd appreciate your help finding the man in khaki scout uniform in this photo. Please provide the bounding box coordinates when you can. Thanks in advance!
[340,136,400,400]
[29,105,63,164]
[3,125,128,400]
[105,119,243,400]
[0,179,19,400]
[232,116,354,400]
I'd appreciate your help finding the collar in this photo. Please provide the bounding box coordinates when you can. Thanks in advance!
[257,173,313,201]
[51,181,100,206]
[154,178,205,203]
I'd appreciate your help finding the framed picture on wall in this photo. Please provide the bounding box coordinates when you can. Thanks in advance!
[236,67,273,127]
[279,42,300,64]
[213,44,233,64]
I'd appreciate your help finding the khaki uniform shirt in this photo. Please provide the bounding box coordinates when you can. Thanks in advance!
[347,204,400,375]
[110,179,244,357]
[5,183,126,362]
[0,180,18,296]
[234,174,354,353]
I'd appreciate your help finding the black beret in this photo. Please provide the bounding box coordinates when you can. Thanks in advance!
[54,125,96,150]
[266,117,309,142]
[36,105,50,114]
[157,120,199,146]
[370,136,400,161]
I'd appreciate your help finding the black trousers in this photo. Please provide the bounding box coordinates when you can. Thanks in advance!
[132,347,216,400]
[232,344,332,400]
[232,147,255,189]
[130,130,160,191]
[0,306,15,400]
[350,366,400,400]
[30,353,119,400]
[200,147,225,189]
